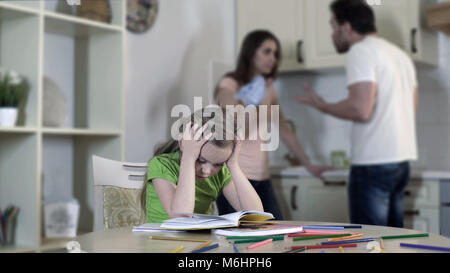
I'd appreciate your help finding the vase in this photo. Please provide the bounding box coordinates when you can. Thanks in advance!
[0,107,19,127]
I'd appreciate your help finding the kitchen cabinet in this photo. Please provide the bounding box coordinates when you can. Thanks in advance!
[237,0,306,72]
[440,180,450,237]
[371,0,438,66]
[236,0,438,72]
[237,0,343,72]
[272,175,349,222]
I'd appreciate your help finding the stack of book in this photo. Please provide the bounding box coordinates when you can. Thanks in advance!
[0,205,20,245]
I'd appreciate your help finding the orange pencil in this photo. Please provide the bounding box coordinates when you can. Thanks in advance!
[327,233,363,242]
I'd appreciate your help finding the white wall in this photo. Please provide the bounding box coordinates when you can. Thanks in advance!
[125,0,236,162]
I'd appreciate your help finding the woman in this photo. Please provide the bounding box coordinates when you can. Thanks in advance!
[214,30,333,220]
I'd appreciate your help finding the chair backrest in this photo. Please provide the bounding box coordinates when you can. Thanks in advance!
[92,155,148,231]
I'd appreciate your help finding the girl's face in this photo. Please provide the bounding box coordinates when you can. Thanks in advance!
[252,39,278,76]
[195,143,233,180]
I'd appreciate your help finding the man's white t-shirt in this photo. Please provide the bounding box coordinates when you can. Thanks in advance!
[346,35,418,165]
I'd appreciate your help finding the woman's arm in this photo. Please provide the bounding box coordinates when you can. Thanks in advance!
[273,93,335,179]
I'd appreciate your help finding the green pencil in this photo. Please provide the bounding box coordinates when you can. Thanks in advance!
[233,236,284,244]
[293,234,353,241]
[380,233,429,240]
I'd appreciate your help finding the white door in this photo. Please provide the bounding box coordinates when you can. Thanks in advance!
[304,0,346,69]
[372,0,410,52]
[236,0,305,72]
[298,179,350,223]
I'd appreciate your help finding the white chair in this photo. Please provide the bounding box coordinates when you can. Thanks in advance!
[92,155,148,231]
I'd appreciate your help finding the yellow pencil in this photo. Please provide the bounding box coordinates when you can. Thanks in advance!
[149,235,210,243]
[339,246,345,253]
[193,240,212,251]
[170,245,185,253]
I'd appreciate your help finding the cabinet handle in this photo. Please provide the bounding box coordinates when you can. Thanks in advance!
[404,209,420,216]
[323,181,346,187]
[296,40,304,63]
[411,28,418,54]
[290,185,298,211]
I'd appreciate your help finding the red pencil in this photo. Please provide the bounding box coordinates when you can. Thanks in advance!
[291,243,358,250]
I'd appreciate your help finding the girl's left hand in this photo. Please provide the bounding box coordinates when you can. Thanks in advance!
[226,140,243,169]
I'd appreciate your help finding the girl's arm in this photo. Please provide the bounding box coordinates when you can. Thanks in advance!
[152,122,212,218]
[222,141,264,212]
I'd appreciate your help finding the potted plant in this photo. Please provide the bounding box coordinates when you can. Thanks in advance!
[0,68,28,127]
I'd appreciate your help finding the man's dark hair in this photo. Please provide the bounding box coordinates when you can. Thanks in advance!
[330,0,377,34]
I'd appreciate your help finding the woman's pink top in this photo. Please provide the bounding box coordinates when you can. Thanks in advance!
[217,77,277,181]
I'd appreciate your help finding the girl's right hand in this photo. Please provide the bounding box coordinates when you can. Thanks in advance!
[179,121,212,162]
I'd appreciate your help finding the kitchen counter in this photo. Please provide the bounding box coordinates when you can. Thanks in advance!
[271,166,450,181]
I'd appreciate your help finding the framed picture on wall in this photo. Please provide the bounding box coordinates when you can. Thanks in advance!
[127,0,159,33]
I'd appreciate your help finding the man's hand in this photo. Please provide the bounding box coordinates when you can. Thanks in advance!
[293,83,327,112]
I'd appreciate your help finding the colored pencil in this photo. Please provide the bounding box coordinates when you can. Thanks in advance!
[306,225,362,229]
[291,243,357,250]
[322,238,376,245]
[247,238,273,250]
[327,233,364,242]
[339,246,345,253]
[302,226,345,230]
[303,230,358,235]
[234,237,283,244]
[381,233,429,240]
[227,235,284,241]
[380,238,385,250]
[169,245,184,253]
[191,243,220,253]
[233,243,239,253]
[192,240,212,251]
[149,235,210,242]
[400,243,450,252]
[284,247,307,253]
[293,234,353,241]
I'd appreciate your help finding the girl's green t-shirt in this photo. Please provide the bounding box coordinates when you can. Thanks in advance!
[146,151,232,223]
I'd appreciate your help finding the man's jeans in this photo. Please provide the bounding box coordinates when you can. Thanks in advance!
[349,161,410,227]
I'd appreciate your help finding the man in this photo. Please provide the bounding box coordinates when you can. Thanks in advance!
[295,0,418,227]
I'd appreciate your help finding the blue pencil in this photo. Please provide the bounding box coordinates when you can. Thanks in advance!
[191,243,220,253]
[233,243,239,253]
[400,243,450,252]
[303,226,345,230]
[306,225,362,229]
[321,238,376,245]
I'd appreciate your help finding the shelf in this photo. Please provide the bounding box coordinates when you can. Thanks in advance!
[42,127,121,136]
[0,244,37,253]
[44,10,123,37]
[0,1,40,16]
[0,126,37,133]
[426,2,450,36]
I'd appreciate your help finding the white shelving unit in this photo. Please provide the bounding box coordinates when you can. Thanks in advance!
[0,0,125,252]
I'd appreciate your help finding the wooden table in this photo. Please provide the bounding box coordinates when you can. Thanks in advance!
[73,221,450,253]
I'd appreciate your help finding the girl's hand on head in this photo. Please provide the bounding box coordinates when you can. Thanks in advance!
[180,121,212,162]
[226,139,243,169]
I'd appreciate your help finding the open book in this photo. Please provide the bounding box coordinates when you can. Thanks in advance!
[159,210,275,230]
[213,223,303,237]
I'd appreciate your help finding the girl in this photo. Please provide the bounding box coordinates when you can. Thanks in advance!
[214,29,334,220]
[145,106,264,223]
